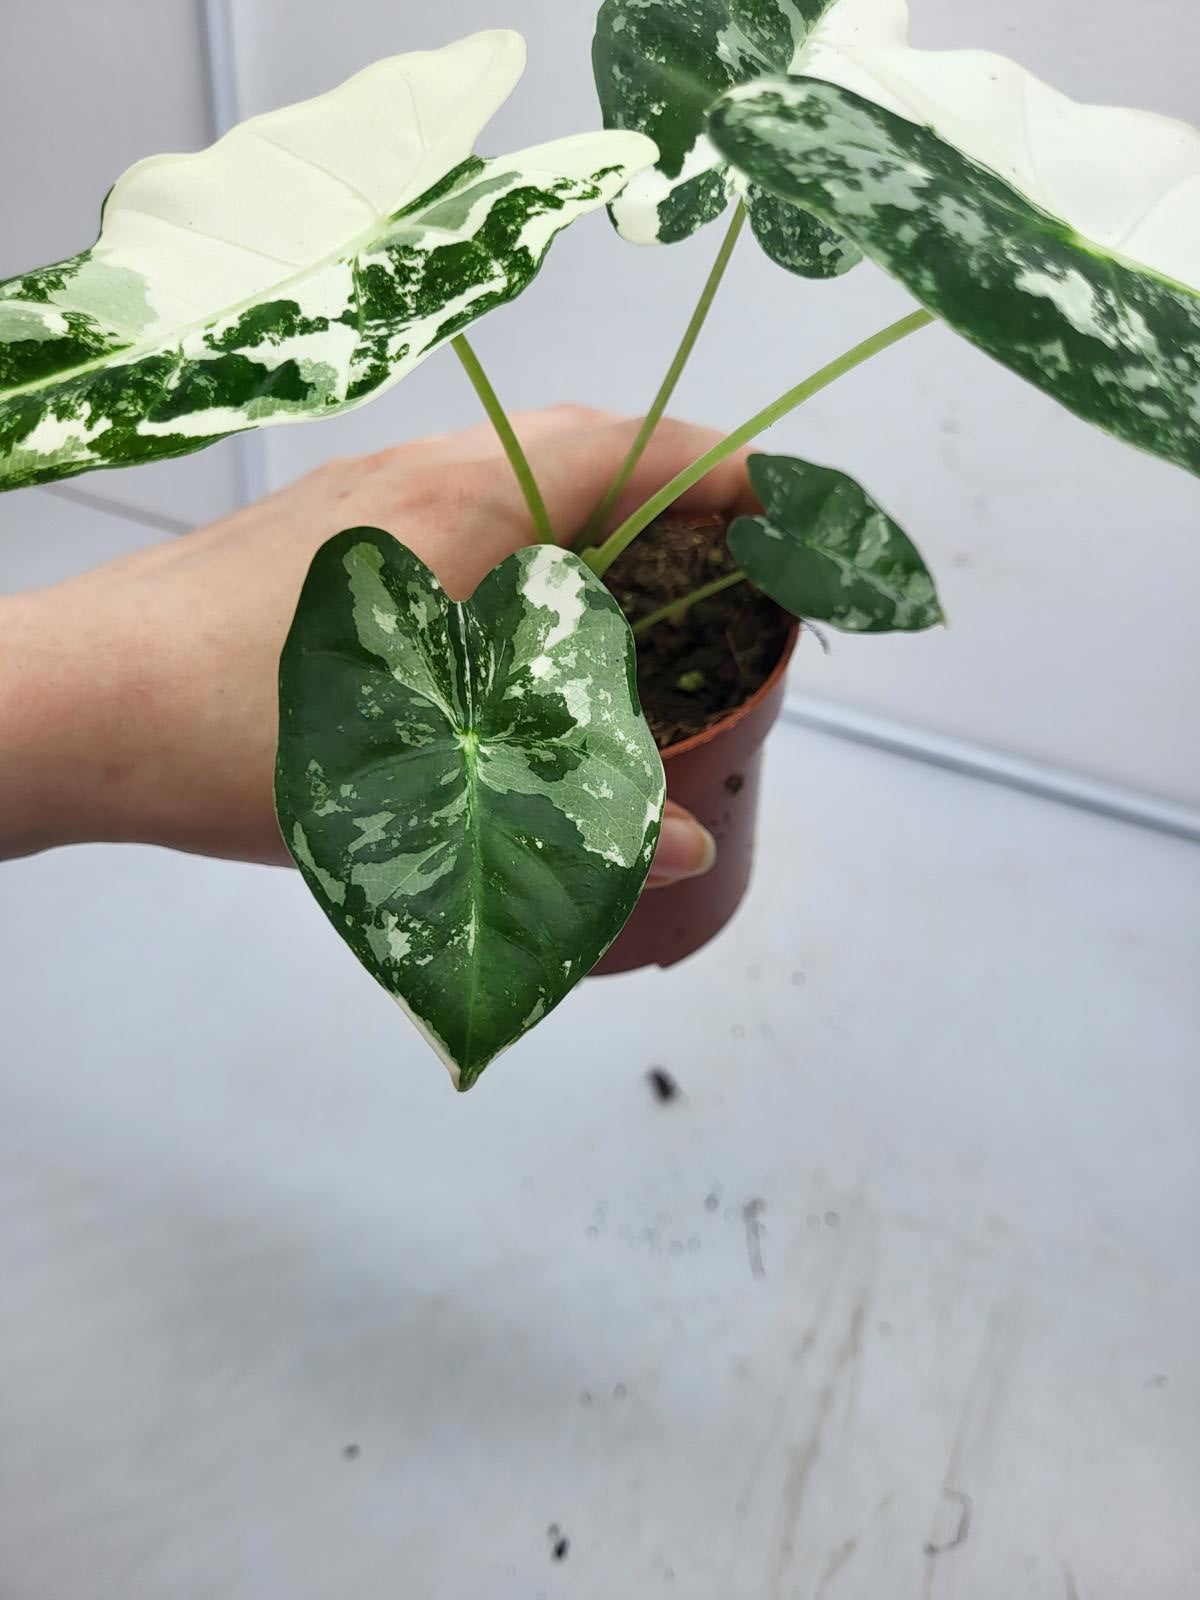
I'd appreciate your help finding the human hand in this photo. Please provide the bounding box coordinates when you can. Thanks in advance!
[0,409,751,874]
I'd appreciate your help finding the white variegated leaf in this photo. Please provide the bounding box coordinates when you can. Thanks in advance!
[709,54,1200,476]
[275,530,665,1091]
[786,0,1200,299]
[0,32,656,491]
[593,0,861,277]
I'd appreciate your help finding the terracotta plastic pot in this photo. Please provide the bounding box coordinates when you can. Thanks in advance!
[592,621,799,975]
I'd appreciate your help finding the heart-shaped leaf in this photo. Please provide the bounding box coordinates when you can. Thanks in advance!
[708,54,1200,477]
[592,0,860,278]
[728,453,941,631]
[0,31,655,492]
[275,531,665,1091]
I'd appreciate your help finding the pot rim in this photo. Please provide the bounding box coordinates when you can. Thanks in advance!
[652,616,801,765]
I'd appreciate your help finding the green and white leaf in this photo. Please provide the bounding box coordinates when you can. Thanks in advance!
[708,0,1200,476]
[729,453,941,631]
[0,31,655,492]
[593,0,860,277]
[275,530,665,1091]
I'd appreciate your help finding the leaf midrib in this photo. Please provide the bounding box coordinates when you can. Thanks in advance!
[784,523,912,594]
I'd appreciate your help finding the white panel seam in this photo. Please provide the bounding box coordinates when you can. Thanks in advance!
[782,694,1200,844]
[38,481,193,537]
[200,0,270,510]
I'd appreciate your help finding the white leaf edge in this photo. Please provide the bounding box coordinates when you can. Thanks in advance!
[611,132,732,246]
[3,30,658,386]
[791,0,1200,291]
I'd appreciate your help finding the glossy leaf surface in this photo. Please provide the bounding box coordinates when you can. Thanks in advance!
[592,0,859,276]
[276,530,665,1090]
[729,453,941,631]
[707,0,1200,476]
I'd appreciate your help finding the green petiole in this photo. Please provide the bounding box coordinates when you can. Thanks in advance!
[582,309,935,578]
[452,334,555,544]
[577,202,747,547]
[630,570,747,636]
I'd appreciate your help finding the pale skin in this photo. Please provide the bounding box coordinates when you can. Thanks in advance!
[0,407,755,881]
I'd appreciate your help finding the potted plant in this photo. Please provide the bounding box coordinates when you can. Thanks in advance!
[1,6,1196,1091]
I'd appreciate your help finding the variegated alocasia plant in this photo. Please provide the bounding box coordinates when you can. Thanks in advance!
[273,0,1200,1088]
[4,7,1196,1088]
[275,467,937,1087]
[0,31,654,492]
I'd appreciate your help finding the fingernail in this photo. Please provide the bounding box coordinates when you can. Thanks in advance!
[651,815,717,884]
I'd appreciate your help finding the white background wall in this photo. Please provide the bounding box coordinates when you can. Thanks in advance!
[2,0,1197,804]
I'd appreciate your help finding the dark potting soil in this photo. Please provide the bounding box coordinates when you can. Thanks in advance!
[603,513,793,750]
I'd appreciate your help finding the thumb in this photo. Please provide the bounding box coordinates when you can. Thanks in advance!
[647,800,717,888]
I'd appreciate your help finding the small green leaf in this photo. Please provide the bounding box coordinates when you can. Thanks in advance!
[0,32,656,491]
[709,74,1200,478]
[728,453,941,632]
[743,183,861,279]
[592,0,858,277]
[275,530,665,1090]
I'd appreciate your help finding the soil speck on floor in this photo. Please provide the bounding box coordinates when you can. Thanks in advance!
[646,1067,681,1103]
[341,1444,360,1460]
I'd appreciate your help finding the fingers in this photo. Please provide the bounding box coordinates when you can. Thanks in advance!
[420,405,626,467]
[384,406,759,545]
[516,412,759,542]
[646,800,717,888]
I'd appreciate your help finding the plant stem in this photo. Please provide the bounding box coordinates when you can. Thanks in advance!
[584,308,935,578]
[578,202,747,548]
[451,334,555,544]
[631,570,747,636]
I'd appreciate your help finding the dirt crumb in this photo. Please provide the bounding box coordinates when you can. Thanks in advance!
[646,1067,681,1102]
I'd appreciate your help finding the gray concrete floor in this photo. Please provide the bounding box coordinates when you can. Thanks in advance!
[2,696,1197,1598]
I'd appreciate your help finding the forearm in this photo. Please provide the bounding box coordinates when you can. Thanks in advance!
[0,584,144,859]
[0,573,292,865]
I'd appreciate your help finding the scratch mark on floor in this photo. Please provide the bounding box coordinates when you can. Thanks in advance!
[1062,1560,1082,1600]
[921,1297,1022,1597]
[838,1278,870,1436]
[923,1487,973,1557]
[723,1224,858,1592]
[769,1288,872,1598]
[744,1198,766,1280]
[813,1535,859,1599]
[768,1379,838,1597]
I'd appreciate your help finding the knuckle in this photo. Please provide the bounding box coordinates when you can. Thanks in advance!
[357,444,405,474]
[548,402,608,428]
